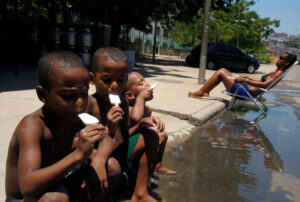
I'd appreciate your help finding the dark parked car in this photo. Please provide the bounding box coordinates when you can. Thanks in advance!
[185,43,260,73]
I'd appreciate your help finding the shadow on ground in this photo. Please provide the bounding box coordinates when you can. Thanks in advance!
[135,58,196,79]
[136,57,188,67]
[0,64,38,92]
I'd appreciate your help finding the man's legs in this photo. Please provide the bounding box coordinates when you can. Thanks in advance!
[188,68,235,98]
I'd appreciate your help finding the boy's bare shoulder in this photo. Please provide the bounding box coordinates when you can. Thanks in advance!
[15,109,46,140]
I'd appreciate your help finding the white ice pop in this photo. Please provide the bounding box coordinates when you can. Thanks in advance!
[109,94,121,106]
[150,82,158,90]
[78,113,99,125]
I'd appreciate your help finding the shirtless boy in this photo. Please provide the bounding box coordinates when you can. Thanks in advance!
[90,47,159,202]
[125,72,176,174]
[5,51,119,201]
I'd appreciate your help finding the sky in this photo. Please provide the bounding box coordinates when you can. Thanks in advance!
[251,0,300,36]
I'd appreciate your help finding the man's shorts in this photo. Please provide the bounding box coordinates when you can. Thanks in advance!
[230,83,250,97]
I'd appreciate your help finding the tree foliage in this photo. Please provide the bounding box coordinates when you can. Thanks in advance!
[167,0,280,54]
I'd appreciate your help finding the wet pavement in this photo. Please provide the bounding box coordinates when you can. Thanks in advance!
[152,67,300,202]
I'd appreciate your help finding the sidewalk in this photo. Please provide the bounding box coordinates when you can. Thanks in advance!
[0,58,275,199]
[131,56,275,142]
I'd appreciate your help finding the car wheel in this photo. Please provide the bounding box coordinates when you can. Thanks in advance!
[185,55,191,65]
[207,61,215,70]
[246,64,255,74]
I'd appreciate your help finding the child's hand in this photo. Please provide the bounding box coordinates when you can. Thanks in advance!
[139,117,157,129]
[138,88,153,101]
[107,106,124,136]
[76,124,104,159]
[152,116,165,132]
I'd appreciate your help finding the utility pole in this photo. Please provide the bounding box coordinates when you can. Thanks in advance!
[198,0,212,84]
[152,22,157,63]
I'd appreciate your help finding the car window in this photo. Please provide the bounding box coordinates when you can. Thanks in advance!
[230,46,243,55]
[214,44,227,52]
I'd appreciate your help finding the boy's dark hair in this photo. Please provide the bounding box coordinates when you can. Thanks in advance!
[37,51,85,90]
[124,72,136,93]
[91,47,127,73]
[285,52,297,67]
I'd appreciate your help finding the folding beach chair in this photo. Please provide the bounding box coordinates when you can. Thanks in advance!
[222,61,298,115]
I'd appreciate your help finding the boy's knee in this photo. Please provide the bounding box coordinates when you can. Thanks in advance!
[159,132,168,143]
[108,157,121,176]
[137,134,146,148]
[38,186,69,202]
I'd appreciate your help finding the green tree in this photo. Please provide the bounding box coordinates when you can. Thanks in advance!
[167,0,280,54]
[168,15,203,48]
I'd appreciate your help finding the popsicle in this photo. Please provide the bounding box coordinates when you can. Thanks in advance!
[78,113,99,125]
[150,82,158,90]
[109,94,121,106]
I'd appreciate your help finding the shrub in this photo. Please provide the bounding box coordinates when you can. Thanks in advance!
[258,53,274,64]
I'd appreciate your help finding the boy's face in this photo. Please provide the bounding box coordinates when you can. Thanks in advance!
[128,72,152,99]
[92,57,127,102]
[38,67,89,122]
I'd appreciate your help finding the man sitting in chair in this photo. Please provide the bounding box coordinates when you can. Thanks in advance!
[188,52,297,99]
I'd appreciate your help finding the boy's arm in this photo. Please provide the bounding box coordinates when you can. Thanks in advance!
[87,134,114,197]
[129,87,153,124]
[18,117,100,199]
[129,117,156,136]
[130,95,146,124]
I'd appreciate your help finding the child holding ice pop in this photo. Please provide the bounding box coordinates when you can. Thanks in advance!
[125,72,176,174]
[5,51,119,201]
[90,47,159,202]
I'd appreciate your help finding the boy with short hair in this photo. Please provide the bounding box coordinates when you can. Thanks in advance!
[5,51,119,201]
[90,47,159,202]
[125,72,176,174]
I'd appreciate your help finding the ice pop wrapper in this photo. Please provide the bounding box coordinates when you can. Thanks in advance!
[78,113,99,125]
[150,82,158,90]
[109,94,121,106]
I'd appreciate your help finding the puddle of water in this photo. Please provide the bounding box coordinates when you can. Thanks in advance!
[153,87,300,201]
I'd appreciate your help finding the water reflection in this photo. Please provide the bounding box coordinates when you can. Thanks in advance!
[202,117,283,172]
[154,113,288,202]
[153,79,300,201]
